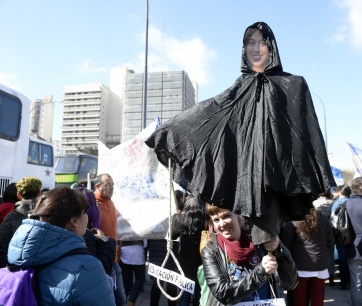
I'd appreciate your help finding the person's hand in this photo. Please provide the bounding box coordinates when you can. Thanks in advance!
[261,253,278,275]
[264,235,280,252]
[91,227,105,239]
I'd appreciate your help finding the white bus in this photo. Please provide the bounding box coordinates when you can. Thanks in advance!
[0,83,55,199]
[27,136,55,190]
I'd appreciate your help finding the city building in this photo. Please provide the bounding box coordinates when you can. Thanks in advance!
[110,67,196,143]
[60,82,122,154]
[59,68,196,154]
[29,95,54,141]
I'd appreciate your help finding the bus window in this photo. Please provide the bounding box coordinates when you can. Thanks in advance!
[27,140,54,167]
[40,144,53,167]
[79,157,97,178]
[0,89,22,141]
[28,141,39,164]
[55,157,79,174]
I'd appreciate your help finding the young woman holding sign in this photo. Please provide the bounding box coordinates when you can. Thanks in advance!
[201,204,298,305]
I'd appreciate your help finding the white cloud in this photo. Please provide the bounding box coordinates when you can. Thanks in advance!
[128,24,217,85]
[334,0,362,49]
[78,59,107,75]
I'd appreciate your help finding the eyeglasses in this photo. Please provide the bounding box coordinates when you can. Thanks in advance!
[99,182,114,188]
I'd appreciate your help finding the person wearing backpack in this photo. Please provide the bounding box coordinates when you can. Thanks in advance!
[0,177,42,267]
[6,186,115,305]
[345,177,362,306]
[331,185,351,290]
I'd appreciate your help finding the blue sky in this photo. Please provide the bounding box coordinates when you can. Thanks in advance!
[0,0,361,170]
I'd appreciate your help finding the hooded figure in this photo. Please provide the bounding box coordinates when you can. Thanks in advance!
[145,22,335,244]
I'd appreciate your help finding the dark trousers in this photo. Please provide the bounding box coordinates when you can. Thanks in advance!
[119,261,145,303]
[288,276,325,306]
[150,277,178,306]
[336,243,350,285]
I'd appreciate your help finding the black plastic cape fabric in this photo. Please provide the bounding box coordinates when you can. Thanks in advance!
[146,22,335,222]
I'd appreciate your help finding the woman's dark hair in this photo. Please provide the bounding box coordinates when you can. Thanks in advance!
[320,187,333,199]
[32,187,88,229]
[76,187,101,229]
[243,27,271,50]
[341,185,351,198]
[2,183,18,204]
[296,208,318,239]
[177,197,205,235]
[352,177,362,195]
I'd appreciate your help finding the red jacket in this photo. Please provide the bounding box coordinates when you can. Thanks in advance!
[0,202,15,225]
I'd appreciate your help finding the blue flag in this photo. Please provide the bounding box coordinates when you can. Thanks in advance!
[330,165,344,186]
[347,142,362,178]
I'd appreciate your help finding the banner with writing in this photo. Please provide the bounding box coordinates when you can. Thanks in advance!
[98,118,177,240]
[148,263,195,294]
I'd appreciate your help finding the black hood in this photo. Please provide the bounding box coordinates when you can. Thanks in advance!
[241,21,283,74]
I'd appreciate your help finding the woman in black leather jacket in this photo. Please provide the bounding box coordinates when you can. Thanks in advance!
[201,204,298,305]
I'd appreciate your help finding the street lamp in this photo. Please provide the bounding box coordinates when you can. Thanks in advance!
[311,92,327,152]
[142,0,149,129]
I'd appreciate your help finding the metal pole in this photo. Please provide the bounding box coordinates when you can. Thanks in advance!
[142,0,149,129]
[311,92,327,152]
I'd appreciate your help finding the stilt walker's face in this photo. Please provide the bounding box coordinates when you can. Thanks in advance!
[246,30,270,72]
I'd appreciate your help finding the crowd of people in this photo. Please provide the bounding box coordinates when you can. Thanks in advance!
[1,20,361,306]
[2,173,360,306]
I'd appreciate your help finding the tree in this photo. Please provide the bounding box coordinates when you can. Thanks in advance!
[75,145,98,157]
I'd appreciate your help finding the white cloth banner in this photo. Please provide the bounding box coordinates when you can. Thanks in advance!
[98,118,177,240]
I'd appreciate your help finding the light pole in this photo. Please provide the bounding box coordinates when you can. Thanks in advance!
[142,0,149,129]
[311,92,327,152]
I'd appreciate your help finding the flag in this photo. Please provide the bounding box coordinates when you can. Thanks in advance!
[346,142,362,178]
[330,165,344,186]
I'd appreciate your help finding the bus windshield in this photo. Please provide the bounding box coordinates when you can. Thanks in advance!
[55,157,80,173]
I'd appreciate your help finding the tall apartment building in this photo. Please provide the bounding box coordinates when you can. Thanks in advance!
[29,95,54,141]
[110,67,196,142]
[60,82,122,154]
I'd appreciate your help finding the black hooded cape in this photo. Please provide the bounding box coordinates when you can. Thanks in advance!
[146,22,335,222]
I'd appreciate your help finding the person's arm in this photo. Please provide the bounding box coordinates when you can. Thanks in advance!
[83,228,116,275]
[201,241,269,305]
[325,217,335,252]
[266,237,299,290]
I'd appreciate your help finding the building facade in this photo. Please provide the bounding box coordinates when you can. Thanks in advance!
[29,95,54,141]
[60,68,196,154]
[60,82,122,154]
[110,68,196,143]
